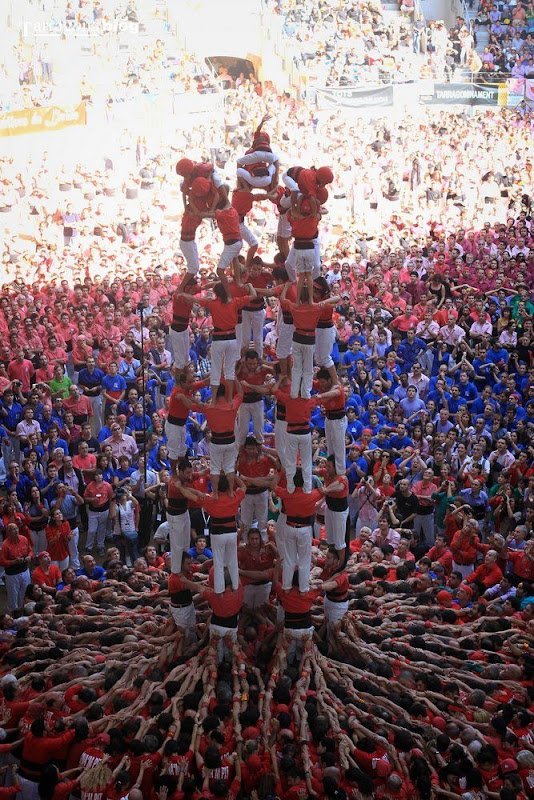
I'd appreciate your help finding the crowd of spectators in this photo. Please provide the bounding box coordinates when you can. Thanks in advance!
[0,52,531,800]
[266,0,487,85]
[476,0,534,83]
[0,0,218,113]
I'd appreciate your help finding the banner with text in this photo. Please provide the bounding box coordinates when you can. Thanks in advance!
[421,83,501,105]
[0,102,87,137]
[316,85,393,109]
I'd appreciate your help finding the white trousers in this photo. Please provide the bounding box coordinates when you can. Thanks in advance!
[315,326,335,368]
[241,309,265,357]
[323,598,348,626]
[5,569,30,612]
[211,531,239,593]
[276,318,294,359]
[274,419,290,475]
[52,557,69,573]
[212,338,239,385]
[210,624,237,662]
[452,562,474,579]
[169,328,190,369]
[165,421,187,460]
[217,240,242,272]
[276,512,287,566]
[210,441,237,475]
[244,582,271,608]
[239,221,259,248]
[294,248,316,274]
[68,527,80,570]
[168,512,191,573]
[325,507,349,550]
[285,433,312,493]
[286,241,321,283]
[180,238,200,275]
[277,213,292,239]
[237,400,264,445]
[283,524,312,592]
[241,492,268,537]
[87,509,109,550]
[171,603,196,632]
[290,341,314,399]
[325,415,348,475]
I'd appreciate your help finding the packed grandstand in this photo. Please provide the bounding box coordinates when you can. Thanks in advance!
[0,0,532,799]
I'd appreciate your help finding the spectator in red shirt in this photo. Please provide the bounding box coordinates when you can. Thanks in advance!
[0,523,32,612]
[31,551,62,594]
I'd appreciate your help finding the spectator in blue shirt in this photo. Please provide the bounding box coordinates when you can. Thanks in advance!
[399,385,426,420]
[76,553,106,581]
[397,330,427,371]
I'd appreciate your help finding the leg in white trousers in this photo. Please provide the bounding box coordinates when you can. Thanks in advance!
[276,318,294,360]
[211,531,239,593]
[276,512,287,566]
[5,569,30,612]
[283,525,312,592]
[211,339,239,386]
[180,238,200,275]
[325,507,349,550]
[168,513,191,573]
[241,309,265,357]
[290,342,314,399]
[241,492,268,538]
[285,433,312,493]
[68,528,80,569]
[52,557,69,573]
[274,419,291,475]
[285,246,297,283]
[237,401,264,445]
[325,416,348,475]
[86,509,109,551]
[169,328,191,369]
[315,326,335,368]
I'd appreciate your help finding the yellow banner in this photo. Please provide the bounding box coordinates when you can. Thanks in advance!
[0,101,87,138]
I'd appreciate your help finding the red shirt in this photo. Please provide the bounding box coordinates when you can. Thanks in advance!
[84,480,114,510]
[0,535,32,568]
[201,489,245,527]
[283,302,324,337]
[45,522,71,562]
[274,583,320,614]
[466,562,503,588]
[320,384,345,414]
[7,359,34,391]
[168,381,205,426]
[216,207,241,243]
[232,190,254,217]
[274,391,318,434]
[204,296,249,332]
[507,550,534,581]
[237,453,273,487]
[206,584,244,619]
[275,487,322,521]
[289,213,318,240]
[193,396,242,440]
[238,545,275,585]
[32,564,62,588]
[181,212,202,239]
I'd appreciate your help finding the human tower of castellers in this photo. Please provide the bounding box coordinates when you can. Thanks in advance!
[168,112,347,639]
[1,113,534,800]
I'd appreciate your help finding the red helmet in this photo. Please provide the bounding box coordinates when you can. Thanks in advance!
[176,158,194,177]
[190,177,211,197]
[317,186,329,205]
[316,166,334,185]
